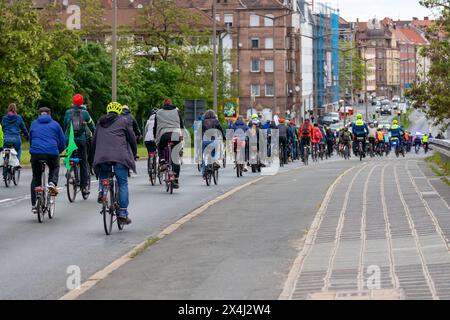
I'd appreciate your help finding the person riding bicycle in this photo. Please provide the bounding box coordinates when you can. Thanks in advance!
[376,128,385,152]
[325,127,335,157]
[414,135,422,148]
[231,115,249,171]
[340,126,352,156]
[122,105,142,143]
[389,119,405,153]
[311,123,323,157]
[64,94,96,195]
[287,120,297,161]
[201,110,225,177]
[351,114,369,157]
[144,108,158,156]
[29,107,66,214]
[422,133,429,152]
[277,118,289,164]
[367,123,377,154]
[1,103,29,162]
[299,119,313,161]
[0,124,3,151]
[153,98,184,189]
[93,102,137,225]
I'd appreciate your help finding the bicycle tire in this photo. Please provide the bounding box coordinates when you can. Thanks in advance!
[149,156,156,186]
[82,173,91,200]
[48,194,56,219]
[205,170,211,186]
[37,197,44,223]
[213,167,218,185]
[103,186,114,235]
[115,180,124,231]
[13,168,20,186]
[66,167,77,203]
[223,149,227,168]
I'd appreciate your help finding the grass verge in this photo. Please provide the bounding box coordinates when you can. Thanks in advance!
[400,107,414,130]
[129,237,160,259]
[426,153,450,186]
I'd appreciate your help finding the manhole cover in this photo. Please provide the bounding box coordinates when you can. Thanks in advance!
[307,289,405,300]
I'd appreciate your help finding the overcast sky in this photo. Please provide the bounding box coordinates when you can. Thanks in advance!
[332,0,435,22]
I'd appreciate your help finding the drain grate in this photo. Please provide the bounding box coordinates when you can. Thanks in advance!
[306,289,405,300]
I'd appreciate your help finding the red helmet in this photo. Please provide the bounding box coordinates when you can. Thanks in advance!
[73,94,84,106]
[279,118,286,124]
[290,120,295,125]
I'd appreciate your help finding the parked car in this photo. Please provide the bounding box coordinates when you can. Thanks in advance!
[322,115,334,125]
[380,104,392,115]
[326,112,340,123]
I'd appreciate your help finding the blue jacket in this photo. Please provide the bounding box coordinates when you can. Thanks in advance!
[1,113,29,141]
[390,125,404,139]
[352,120,368,136]
[29,115,66,155]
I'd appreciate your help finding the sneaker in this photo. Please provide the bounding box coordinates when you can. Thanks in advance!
[48,183,58,196]
[243,167,248,172]
[82,187,90,195]
[97,191,103,204]
[118,215,132,225]
[173,179,180,189]
[31,206,37,215]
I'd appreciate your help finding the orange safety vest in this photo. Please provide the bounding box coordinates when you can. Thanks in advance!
[377,131,384,141]
[405,132,409,140]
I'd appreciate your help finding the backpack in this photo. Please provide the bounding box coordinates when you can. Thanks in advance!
[302,124,311,135]
[71,109,85,137]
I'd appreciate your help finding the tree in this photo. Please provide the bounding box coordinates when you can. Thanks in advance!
[409,0,450,127]
[39,58,75,124]
[79,0,106,39]
[137,0,209,61]
[0,0,46,120]
[339,40,365,103]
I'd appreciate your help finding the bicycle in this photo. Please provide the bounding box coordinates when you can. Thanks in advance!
[66,151,90,202]
[202,144,219,186]
[99,165,126,235]
[343,142,351,160]
[34,160,57,223]
[147,151,160,186]
[355,137,365,161]
[161,141,176,194]
[233,137,245,178]
[414,143,421,154]
[1,146,20,187]
[312,143,319,162]
[303,142,310,166]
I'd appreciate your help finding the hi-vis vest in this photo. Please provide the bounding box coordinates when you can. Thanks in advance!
[355,119,364,127]
[377,131,384,141]
[423,135,429,143]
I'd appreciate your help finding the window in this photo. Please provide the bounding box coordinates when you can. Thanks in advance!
[265,59,274,72]
[265,84,274,96]
[251,84,260,97]
[285,36,291,49]
[265,37,273,49]
[251,37,259,49]
[215,14,221,22]
[250,14,260,27]
[264,14,274,26]
[251,59,260,72]
[224,14,233,28]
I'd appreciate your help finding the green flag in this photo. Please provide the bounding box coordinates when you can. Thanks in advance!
[64,123,78,170]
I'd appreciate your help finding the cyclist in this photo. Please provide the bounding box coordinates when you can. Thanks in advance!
[122,105,142,143]
[351,114,369,157]
[248,114,262,166]
[29,107,66,214]
[367,122,377,154]
[153,98,184,189]
[299,119,313,161]
[201,110,225,177]
[93,102,137,225]
[311,123,323,159]
[325,127,335,158]
[288,120,297,161]
[376,128,385,154]
[318,124,327,159]
[277,118,289,164]
[144,108,158,156]
[64,94,96,195]
[1,103,29,162]
[340,126,352,157]
[389,119,405,153]
[231,115,249,171]
[422,133,429,152]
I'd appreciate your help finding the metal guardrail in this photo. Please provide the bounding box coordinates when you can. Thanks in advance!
[429,139,450,158]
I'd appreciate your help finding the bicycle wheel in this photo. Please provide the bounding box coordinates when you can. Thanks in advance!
[82,173,91,200]
[4,166,11,188]
[102,186,114,235]
[148,156,155,186]
[66,166,77,203]
[48,194,56,219]
[205,169,211,186]
[36,196,44,223]
[115,180,124,231]
[13,168,20,186]
[213,167,218,185]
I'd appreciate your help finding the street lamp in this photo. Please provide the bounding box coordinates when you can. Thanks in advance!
[212,0,218,113]
[112,0,118,101]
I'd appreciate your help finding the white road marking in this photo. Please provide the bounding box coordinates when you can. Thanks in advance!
[0,199,13,204]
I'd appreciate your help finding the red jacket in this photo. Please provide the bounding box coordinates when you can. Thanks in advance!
[312,127,323,144]
[300,122,312,138]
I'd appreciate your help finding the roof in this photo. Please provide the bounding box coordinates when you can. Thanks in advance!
[399,27,428,45]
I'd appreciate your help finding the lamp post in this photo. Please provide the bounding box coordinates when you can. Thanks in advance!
[212,0,218,113]
[111,0,117,101]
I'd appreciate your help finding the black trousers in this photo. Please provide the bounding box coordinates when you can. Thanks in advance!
[75,141,89,188]
[158,133,181,178]
[86,138,94,173]
[30,154,60,206]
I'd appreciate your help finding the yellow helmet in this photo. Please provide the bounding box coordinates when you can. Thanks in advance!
[107,102,123,115]
[251,113,259,119]
[392,119,398,125]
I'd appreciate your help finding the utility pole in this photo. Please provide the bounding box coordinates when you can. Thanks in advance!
[272,18,277,113]
[212,0,218,113]
[111,0,117,101]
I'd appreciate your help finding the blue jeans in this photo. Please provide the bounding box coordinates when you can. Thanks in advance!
[4,137,22,161]
[98,163,129,216]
